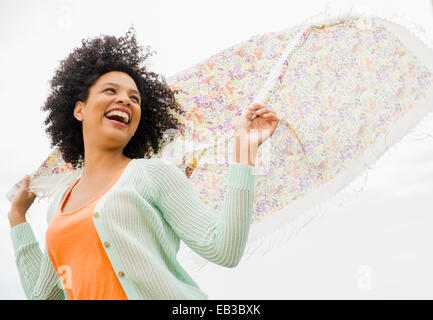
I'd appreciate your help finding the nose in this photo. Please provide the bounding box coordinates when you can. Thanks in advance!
[115,92,132,105]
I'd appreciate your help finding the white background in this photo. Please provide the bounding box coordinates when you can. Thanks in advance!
[0,0,432,299]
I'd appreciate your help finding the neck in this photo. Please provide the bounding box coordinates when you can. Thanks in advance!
[80,149,131,183]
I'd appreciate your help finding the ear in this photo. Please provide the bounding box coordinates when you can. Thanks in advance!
[74,101,84,122]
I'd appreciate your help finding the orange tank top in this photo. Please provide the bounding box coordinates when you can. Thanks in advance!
[46,162,130,300]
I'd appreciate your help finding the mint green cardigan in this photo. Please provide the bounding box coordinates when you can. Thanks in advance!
[10,158,255,300]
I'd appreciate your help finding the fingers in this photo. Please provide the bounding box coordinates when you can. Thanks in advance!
[18,175,33,198]
[248,103,263,110]
[245,109,256,121]
[18,175,30,191]
[248,103,273,115]
[248,104,279,121]
[262,112,279,120]
[29,191,36,201]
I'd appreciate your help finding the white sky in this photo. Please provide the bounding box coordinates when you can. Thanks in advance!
[0,0,432,299]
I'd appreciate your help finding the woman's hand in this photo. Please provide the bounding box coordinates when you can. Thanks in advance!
[8,175,36,227]
[233,103,280,148]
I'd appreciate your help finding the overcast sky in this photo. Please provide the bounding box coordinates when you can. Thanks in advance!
[0,0,432,299]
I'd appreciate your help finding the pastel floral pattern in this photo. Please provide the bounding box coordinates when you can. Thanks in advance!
[29,17,433,225]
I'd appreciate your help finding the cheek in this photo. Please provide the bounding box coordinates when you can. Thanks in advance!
[84,104,109,126]
[92,97,112,120]
[134,108,142,126]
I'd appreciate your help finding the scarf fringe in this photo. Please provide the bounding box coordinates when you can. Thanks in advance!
[178,107,433,273]
[22,169,83,219]
[9,3,433,274]
[302,1,433,51]
[243,110,433,260]
[176,3,433,272]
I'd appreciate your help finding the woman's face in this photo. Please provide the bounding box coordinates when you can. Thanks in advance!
[74,71,142,152]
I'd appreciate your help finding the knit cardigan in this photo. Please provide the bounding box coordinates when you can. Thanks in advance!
[10,158,256,300]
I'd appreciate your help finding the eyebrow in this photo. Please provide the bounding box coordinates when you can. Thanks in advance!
[102,82,140,96]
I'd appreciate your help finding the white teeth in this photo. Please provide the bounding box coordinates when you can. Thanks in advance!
[105,110,130,124]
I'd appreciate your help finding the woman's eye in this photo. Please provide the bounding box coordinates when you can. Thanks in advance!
[105,88,139,103]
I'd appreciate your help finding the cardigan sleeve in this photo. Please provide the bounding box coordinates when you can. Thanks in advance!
[152,160,255,268]
[10,223,66,300]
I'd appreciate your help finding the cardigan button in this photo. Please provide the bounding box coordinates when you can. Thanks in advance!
[93,212,99,218]
[103,241,110,248]
[118,271,125,278]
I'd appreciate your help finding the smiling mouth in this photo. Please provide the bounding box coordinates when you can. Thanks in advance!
[105,117,128,128]
[104,109,131,124]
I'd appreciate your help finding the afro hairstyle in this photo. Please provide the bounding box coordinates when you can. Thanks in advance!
[41,26,185,169]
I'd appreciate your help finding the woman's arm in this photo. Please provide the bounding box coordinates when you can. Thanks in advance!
[10,221,67,300]
[151,159,255,268]
[8,176,66,300]
[152,104,278,267]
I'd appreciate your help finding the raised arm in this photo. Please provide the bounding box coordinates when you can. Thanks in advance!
[151,160,255,268]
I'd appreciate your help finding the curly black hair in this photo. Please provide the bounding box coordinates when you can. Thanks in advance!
[41,26,185,169]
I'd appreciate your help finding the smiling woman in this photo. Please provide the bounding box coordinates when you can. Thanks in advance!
[8,26,261,300]
[42,27,184,170]
[73,71,141,150]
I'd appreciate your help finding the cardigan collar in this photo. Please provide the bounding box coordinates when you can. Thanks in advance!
[46,158,138,223]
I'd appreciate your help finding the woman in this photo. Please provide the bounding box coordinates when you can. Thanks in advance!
[8,28,279,300]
